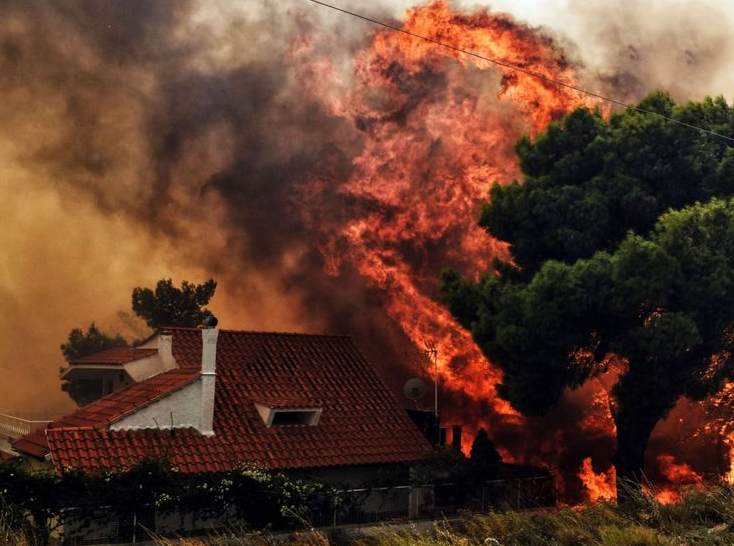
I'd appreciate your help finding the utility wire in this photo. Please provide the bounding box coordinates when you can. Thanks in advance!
[303,0,734,143]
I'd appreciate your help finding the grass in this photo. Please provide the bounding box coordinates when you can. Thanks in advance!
[5,485,734,545]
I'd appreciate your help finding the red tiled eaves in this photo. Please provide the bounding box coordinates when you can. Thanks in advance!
[12,370,198,459]
[46,427,225,474]
[70,347,158,365]
[20,328,431,472]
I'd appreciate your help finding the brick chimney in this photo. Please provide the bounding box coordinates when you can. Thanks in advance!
[200,318,219,436]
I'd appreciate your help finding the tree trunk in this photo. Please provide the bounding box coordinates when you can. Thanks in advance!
[612,390,680,502]
[612,411,659,500]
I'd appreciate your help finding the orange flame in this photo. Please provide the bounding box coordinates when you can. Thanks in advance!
[656,454,703,487]
[724,431,734,484]
[578,457,616,503]
[697,382,734,485]
[648,454,704,505]
[293,1,596,463]
[655,490,681,505]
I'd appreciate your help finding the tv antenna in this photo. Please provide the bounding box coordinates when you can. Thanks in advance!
[424,340,439,418]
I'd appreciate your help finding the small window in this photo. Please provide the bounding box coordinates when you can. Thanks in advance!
[272,411,317,426]
[254,402,322,427]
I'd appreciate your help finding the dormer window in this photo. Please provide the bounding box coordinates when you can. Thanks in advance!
[254,401,322,427]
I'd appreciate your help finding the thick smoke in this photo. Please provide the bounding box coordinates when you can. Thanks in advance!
[561,0,734,102]
[1,0,733,498]
[0,0,419,412]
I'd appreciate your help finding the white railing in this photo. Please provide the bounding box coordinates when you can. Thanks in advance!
[0,412,52,438]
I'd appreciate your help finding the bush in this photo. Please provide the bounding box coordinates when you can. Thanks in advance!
[0,456,336,544]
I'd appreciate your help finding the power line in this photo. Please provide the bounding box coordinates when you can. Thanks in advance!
[303,0,734,143]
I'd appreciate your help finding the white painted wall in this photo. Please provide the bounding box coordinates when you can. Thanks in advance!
[110,379,203,431]
[110,329,219,435]
[123,355,168,382]
[123,333,177,380]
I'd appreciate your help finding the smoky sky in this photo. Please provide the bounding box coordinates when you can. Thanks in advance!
[0,0,413,412]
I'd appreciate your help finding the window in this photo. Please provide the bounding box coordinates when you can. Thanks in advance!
[254,402,322,427]
[271,410,318,426]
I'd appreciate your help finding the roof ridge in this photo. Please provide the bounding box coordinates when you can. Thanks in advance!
[165,326,352,338]
[81,368,197,404]
[46,426,96,433]
[69,346,159,365]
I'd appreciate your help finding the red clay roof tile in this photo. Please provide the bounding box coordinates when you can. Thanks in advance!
[70,347,158,365]
[20,329,430,473]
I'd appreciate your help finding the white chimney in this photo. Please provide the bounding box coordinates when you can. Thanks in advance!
[200,320,219,436]
[158,330,176,371]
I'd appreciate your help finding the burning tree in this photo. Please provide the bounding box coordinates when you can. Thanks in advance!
[441,93,734,496]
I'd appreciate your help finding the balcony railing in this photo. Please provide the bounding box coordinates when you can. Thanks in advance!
[0,412,53,439]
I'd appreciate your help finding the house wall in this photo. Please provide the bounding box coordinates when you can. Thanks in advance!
[110,379,202,431]
[123,355,168,382]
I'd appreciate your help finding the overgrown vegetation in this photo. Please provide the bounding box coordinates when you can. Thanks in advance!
[6,456,734,545]
[0,457,334,545]
[150,484,734,546]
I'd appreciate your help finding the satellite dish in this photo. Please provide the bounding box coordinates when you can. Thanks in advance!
[403,377,427,402]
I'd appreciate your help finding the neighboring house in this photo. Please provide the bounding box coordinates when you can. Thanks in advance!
[13,326,430,483]
[59,346,160,399]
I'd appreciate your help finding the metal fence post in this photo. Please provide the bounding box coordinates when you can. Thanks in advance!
[332,492,338,528]
[408,487,415,520]
[516,479,521,510]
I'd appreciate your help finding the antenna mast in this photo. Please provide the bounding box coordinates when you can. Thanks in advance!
[424,340,439,419]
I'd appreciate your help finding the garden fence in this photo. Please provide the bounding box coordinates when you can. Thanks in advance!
[60,476,554,545]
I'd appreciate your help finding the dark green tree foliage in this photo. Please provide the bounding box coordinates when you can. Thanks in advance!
[131,278,217,329]
[60,323,128,407]
[441,93,734,493]
[481,94,734,276]
[410,446,470,484]
[0,457,334,545]
[60,322,127,362]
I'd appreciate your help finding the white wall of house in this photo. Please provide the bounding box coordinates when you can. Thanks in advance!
[123,354,169,382]
[110,379,203,431]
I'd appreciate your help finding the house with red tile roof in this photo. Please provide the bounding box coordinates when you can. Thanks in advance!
[13,325,431,481]
[60,346,163,399]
